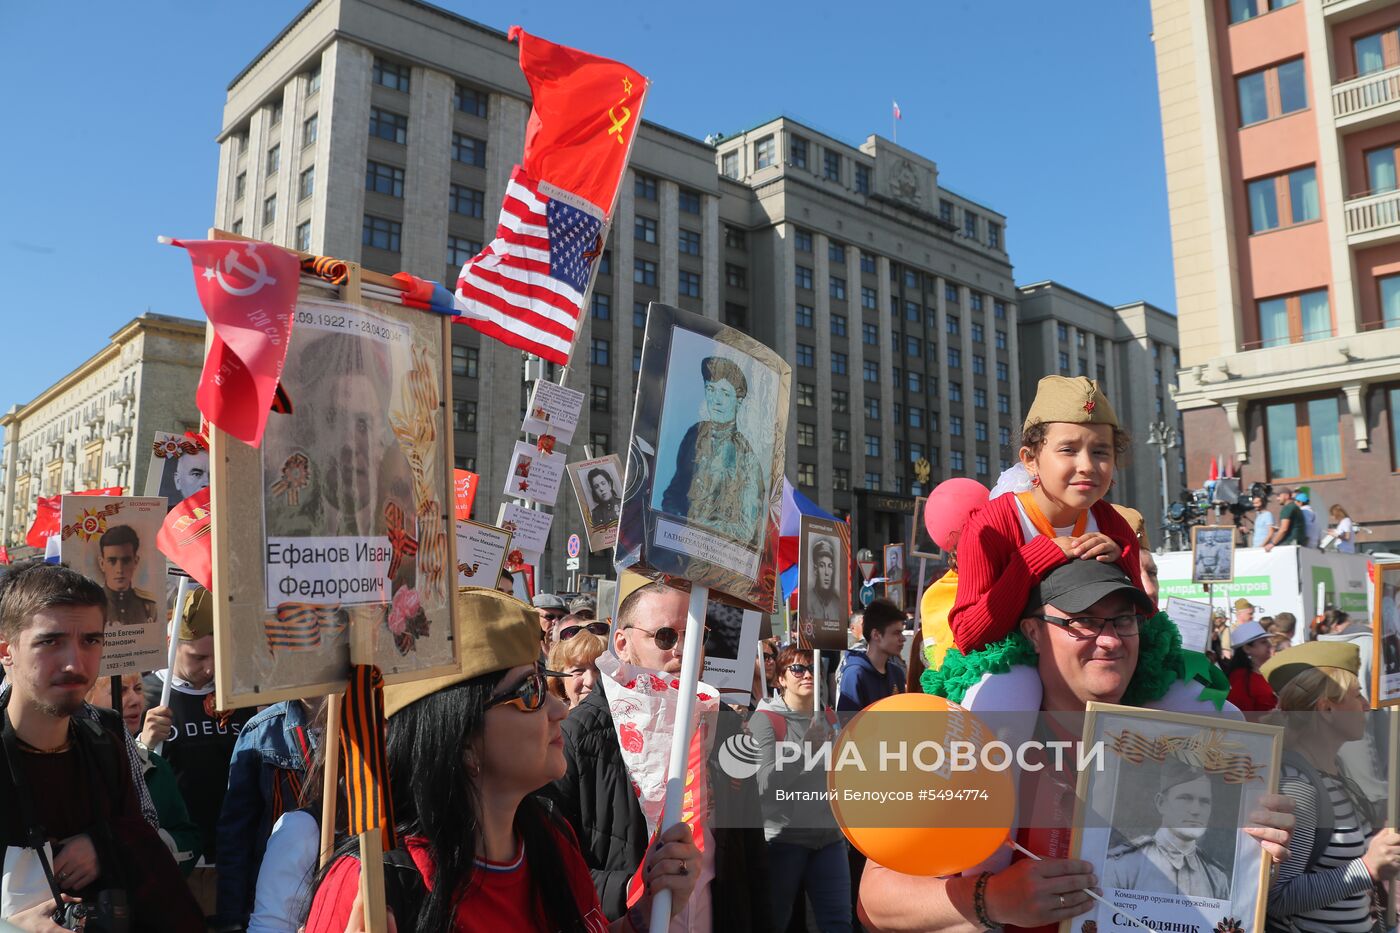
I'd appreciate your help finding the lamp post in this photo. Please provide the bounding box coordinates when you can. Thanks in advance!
[1145,421,1179,551]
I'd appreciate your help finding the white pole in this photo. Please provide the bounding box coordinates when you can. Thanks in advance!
[648,583,709,931]
[155,575,191,755]
[1316,580,1326,630]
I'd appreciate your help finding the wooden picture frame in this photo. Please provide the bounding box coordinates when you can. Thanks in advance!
[910,495,939,560]
[796,513,850,651]
[1372,560,1400,709]
[1190,524,1236,585]
[211,266,459,710]
[1065,702,1283,933]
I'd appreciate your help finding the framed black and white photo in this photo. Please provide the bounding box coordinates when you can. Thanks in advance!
[701,598,762,704]
[884,543,906,584]
[144,431,211,510]
[1190,525,1236,585]
[1066,703,1282,933]
[616,302,789,612]
[211,292,459,709]
[59,495,168,676]
[796,514,850,652]
[567,454,624,552]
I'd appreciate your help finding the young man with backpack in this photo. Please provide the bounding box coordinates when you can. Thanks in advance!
[836,598,906,713]
[0,562,202,930]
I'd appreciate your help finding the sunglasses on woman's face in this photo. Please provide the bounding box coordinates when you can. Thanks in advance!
[785,663,814,677]
[557,621,610,642]
[485,668,559,713]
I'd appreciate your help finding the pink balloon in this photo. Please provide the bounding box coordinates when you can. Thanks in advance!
[924,478,990,551]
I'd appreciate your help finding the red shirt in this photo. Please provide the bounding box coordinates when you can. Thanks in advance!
[949,494,1143,652]
[1227,666,1277,713]
[304,821,608,933]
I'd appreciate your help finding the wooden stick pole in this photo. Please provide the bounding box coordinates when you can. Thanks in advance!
[319,692,343,870]
[648,584,708,930]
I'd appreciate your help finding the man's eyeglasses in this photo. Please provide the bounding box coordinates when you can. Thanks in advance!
[485,667,559,713]
[541,612,565,623]
[623,623,708,651]
[1031,612,1142,640]
[558,621,610,642]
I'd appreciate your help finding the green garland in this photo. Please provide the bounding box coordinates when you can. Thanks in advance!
[921,611,1200,706]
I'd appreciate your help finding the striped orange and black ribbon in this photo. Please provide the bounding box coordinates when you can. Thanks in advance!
[340,664,397,851]
[301,254,349,285]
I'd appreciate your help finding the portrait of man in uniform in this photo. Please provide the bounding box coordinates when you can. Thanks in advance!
[98,523,158,629]
[660,355,766,547]
[173,448,210,502]
[1105,756,1232,900]
[1191,525,1235,584]
[805,536,845,622]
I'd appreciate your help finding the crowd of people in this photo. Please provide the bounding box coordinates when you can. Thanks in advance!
[1,372,1396,933]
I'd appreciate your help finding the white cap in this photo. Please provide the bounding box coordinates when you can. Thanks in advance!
[1230,620,1269,647]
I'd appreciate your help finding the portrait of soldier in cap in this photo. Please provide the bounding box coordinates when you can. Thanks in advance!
[97,523,159,629]
[1105,755,1232,900]
[585,465,621,529]
[805,535,845,622]
[1191,525,1235,584]
[660,355,766,546]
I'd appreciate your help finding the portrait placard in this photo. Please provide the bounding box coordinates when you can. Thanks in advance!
[59,495,168,676]
[796,514,850,652]
[1164,597,1213,655]
[211,293,459,709]
[497,502,553,565]
[884,581,906,611]
[883,543,906,584]
[1066,703,1282,933]
[567,454,624,552]
[1190,525,1235,585]
[702,598,762,703]
[910,496,938,560]
[521,379,585,446]
[455,520,512,589]
[144,431,210,510]
[1373,561,1400,708]
[615,302,789,613]
[503,441,566,506]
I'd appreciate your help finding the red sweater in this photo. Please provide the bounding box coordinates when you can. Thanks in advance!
[948,494,1143,652]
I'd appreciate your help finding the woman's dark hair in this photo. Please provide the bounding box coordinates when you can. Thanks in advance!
[1021,420,1132,464]
[309,672,586,931]
[1225,645,1257,676]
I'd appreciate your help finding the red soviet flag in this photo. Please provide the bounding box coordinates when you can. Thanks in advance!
[25,487,122,549]
[171,239,298,447]
[157,486,213,591]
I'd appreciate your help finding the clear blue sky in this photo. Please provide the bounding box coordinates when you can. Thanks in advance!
[0,1,1172,432]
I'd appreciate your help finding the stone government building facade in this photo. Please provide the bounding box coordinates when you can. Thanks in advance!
[210,0,1051,588]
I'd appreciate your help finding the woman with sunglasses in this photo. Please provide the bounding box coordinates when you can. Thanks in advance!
[547,616,609,709]
[304,589,698,932]
[750,646,851,932]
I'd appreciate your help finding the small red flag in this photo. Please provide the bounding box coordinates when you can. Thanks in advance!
[25,487,122,549]
[157,486,213,591]
[172,239,298,447]
[453,469,479,522]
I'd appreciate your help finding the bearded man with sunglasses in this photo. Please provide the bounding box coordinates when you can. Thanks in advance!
[544,580,771,932]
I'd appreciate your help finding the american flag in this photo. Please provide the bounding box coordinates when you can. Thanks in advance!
[454,166,605,364]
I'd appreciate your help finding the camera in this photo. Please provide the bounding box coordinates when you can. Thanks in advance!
[55,890,128,932]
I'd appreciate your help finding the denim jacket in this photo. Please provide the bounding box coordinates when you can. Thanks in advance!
[213,700,317,929]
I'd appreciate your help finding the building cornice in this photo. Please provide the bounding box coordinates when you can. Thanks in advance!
[1,315,203,429]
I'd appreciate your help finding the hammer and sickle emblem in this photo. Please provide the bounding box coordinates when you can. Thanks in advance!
[607,105,631,144]
[215,245,278,297]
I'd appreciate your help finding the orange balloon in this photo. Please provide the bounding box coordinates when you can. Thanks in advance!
[828,692,1014,876]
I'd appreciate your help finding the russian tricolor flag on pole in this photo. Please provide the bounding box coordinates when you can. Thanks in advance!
[778,478,839,601]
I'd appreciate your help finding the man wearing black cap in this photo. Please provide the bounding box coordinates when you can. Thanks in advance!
[860,559,1294,932]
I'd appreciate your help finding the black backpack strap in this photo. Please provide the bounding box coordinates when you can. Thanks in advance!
[380,846,427,929]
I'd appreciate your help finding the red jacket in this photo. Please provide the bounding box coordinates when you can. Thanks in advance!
[1227,667,1277,713]
[948,494,1144,652]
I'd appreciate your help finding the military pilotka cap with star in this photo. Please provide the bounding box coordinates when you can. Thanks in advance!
[177,586,215,642]
[1259,641,1360,695]
[1022,375,1119,433]
[383,588,542,718]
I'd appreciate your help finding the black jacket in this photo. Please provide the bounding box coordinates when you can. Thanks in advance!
[541,687,771,930]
